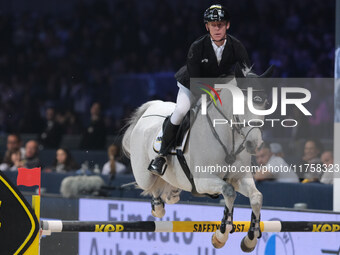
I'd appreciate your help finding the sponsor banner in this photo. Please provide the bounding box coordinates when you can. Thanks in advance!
[79,199,340,255]
[0,171,39,255]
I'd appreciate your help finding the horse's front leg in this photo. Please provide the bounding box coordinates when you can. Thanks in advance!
[212,203,235,249]
[195,177,236,249]
[237,177,263,253]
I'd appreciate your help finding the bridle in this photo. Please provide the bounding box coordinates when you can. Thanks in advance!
[204,89,266,165]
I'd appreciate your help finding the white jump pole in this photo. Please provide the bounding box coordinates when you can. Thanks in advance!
[41,220,340,234]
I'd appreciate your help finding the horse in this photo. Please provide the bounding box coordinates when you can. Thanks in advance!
[122,64,273,252]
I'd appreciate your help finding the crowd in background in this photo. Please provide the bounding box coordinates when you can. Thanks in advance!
[0,0,336,185]
[0,133,129,178]
[0,132,335,185]
[253,140,335,184]
[0,0,335,138]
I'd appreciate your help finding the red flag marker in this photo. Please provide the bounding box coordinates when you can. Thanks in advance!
[17,167,41,195]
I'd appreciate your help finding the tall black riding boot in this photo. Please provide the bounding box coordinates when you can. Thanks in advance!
[148,120,179,176]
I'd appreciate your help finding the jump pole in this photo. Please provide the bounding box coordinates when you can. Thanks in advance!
[41,220,340,234]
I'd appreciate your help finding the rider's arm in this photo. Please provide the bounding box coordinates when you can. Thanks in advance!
[187,42,201,78]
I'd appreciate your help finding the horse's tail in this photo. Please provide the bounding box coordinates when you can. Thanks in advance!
[122,101,159,158]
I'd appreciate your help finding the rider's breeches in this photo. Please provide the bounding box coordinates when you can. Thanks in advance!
[170,82,196,125]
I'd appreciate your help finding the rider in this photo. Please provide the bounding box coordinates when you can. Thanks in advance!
[148,4,251,175]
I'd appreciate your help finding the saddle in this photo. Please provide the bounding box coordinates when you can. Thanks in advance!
[152,106,219,199]
[152,112,191,155]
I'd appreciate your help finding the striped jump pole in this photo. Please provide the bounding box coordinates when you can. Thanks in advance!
[41,220,340,235]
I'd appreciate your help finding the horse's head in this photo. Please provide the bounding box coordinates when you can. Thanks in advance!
[234,63,274,154]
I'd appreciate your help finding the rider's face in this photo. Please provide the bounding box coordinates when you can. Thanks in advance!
[206,21,229,42]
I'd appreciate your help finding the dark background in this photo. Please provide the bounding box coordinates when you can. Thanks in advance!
[0,0,335,140]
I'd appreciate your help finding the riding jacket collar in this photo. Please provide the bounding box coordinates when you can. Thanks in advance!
[210,37,227,65]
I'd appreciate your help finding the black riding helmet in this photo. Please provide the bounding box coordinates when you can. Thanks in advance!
[203,4,230,24]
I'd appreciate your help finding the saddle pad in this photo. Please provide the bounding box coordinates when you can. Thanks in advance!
[153,128,189,155]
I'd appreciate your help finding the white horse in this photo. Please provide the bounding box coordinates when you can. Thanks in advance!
[122,65,273,252]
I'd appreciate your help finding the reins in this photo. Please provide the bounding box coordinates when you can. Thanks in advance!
[205,99,260,165]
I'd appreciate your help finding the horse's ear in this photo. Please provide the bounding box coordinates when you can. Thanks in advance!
[235,63,244,78]
[260,65,274,78]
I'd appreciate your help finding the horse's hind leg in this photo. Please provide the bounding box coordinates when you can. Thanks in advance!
[237,177,263,253]
[195,178,236,249]
[151,195,165,218]
[159,182,181,205]
[152,184,181,218]
[149,178,167,218]
[162,187,181,205]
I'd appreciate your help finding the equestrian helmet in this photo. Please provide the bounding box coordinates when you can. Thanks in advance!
[203,4,230,23]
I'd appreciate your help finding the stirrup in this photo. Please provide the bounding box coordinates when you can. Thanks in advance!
[148,156,167,176]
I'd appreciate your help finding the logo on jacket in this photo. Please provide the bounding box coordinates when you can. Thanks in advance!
[201,58,209,63]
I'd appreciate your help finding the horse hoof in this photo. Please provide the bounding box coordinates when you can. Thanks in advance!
[165,195,180,204]
[211,233,225,249]
[240,236,257,253]
[151,208,165,218]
